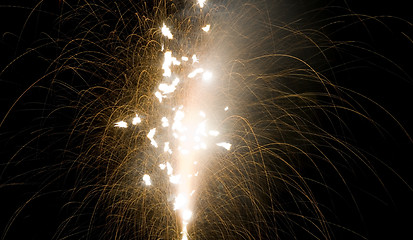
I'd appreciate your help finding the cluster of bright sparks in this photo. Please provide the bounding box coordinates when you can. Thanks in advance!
[115,1,231,239]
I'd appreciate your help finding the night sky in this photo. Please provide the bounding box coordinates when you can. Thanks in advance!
[1,1,413,239]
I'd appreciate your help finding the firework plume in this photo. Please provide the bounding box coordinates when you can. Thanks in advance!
[1,0,413,239]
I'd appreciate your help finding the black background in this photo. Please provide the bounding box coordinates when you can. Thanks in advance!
[1,0,413,239]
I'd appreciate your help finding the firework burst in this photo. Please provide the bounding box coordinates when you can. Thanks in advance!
[1,0,413,239]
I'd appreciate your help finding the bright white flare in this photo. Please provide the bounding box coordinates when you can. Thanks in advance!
[164,142,172,154]
[202,24,210,32]
[159,163,166,170]
[147,128,158,148]
[217,142,232,150]
[114,121,127,128]
[143,174,152,186]
[159,78,180,94]
[132,114,141,125]
[192,54,199,63]
[162,117,169,127]
[155,91,164,103]
[166,162,173,175]
[174,194,188,210]
[161,23,173,39]
[198,0,206,8]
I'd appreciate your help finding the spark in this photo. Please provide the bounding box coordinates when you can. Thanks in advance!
[147,128,158,148]
[161,23,173,39]
[182,56,189,61]
[217,142,232,150]
[132,114,141,125]
[159,77,180,94]
[164,142,172,154]
[224,106,229,111]
[162,51,180,77]
[188,68,204,78]
[192,54,199,63]
[155,91,164,103]
[166,162,173,175]
[142,174,152,186]
[161,117,169,127]
[202,24,210,32]
[198,0,206,8]
[114,121,127,128]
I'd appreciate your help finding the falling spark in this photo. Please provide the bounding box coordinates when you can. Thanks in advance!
[161,23,173,39]
[114,121,127,128]
[132,114,141,125]
[155,91,164,103]
[159,163,166,170]
[224,106,229,111]
[192,54,199,63]
[164,142,172,154]
[166,162,173,175]
[143,174,152,186]
[188,68,204,78]
[202,24,210,32]
[147,128,158,148]
[161,117,169,127]
[217,142,231,150]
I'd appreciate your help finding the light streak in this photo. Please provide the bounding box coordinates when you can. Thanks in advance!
[114,121,127,128]
[147,128,158,148]
[217,142,231,150]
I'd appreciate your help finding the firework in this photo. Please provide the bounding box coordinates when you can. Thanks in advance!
[1,1,413,240]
